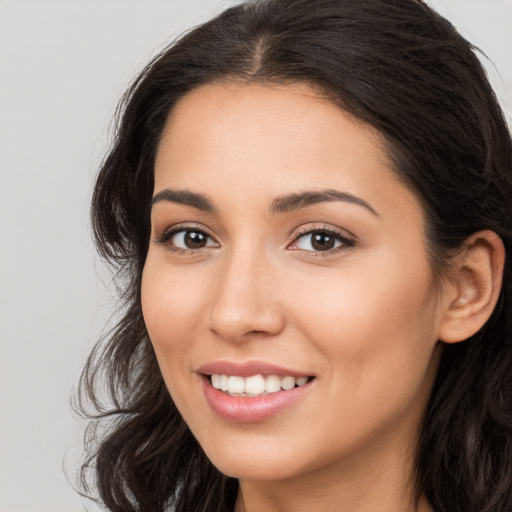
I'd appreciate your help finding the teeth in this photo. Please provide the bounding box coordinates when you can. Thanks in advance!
[210,374,310,396]
[281,376,295,390]
[245,374,266,395]
[219,374,229,392]
[265,375,281,393]
[227,376,245,394]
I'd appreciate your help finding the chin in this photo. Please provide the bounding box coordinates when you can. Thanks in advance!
[197,430,327,482]
[210,456,304,482]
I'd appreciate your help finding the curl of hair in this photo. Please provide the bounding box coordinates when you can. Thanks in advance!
[78,0,512,511]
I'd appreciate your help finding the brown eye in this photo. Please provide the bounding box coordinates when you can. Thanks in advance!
[292,229,354,253]
[183,230,208,248]
[165,229,217,250]
[310,232,337,251]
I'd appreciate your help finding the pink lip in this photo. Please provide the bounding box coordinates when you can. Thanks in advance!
[198,361,315,423]
[197,360,311,378]
[201,378,313,423]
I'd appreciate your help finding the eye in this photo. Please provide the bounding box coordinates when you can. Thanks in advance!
[158,228,218,251]
[289,228,354,253]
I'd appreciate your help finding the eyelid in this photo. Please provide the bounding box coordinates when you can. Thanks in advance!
[155,222,219,249]
[287,224,356,254]
[154,222,355,256]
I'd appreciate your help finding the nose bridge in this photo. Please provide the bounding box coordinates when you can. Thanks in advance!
[208,239,284,342]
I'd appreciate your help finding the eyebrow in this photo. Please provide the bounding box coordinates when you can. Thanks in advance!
[151,189,216,213]
[270,189,380,217]
[150,187,379,217]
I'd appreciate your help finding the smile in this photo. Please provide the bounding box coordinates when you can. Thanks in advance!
[201,375,315,423]
[211,374,310,397]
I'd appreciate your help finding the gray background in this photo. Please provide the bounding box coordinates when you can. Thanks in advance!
[1,1,510,511]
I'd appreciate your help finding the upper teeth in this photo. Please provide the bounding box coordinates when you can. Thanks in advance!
[211,374,309,396]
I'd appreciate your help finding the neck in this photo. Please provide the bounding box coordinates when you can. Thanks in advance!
[235,486,433,512]
[233,428,433,512]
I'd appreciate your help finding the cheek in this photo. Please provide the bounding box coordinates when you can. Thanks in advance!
[140,258,215,425]
[287,250,438,382]
[285,261,439,450]
[141,259,206,362]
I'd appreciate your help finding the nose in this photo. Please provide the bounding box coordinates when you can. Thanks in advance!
[208,248,286,343]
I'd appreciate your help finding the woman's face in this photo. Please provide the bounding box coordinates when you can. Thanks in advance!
[142,83,446,483]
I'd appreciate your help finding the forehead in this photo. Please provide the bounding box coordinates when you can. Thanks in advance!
[154,82,422,223]
[158,82,387,164]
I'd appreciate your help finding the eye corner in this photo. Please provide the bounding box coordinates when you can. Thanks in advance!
[153,224,219,254]
[287,225,356,256]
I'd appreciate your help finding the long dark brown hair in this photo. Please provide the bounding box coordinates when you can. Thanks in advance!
[78,0,512,511]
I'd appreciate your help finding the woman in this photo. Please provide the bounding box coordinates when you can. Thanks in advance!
[79,0,512,511]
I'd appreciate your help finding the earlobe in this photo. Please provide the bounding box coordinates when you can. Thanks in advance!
[438,230,505,344]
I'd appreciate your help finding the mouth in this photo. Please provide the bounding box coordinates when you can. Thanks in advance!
[198,363,316,422]
[197,361,316,422]
[209,373,313,397]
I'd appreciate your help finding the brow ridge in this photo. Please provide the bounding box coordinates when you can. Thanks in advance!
[151,189,216,213]
[150,187,378,217]
[270,189,379,216]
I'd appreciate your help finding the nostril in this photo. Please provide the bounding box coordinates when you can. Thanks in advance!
[208,280,286,343]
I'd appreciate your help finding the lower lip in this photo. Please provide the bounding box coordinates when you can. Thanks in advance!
[201,376,314,423]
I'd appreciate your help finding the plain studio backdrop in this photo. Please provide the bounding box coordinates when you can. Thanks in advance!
[0,1,510,511]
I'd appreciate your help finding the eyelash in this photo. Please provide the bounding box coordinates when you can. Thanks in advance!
[288,225,355,257]
[155,224,355,256]
[156,224,217,255]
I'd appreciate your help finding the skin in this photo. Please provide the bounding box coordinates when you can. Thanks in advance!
[141,82,455,512]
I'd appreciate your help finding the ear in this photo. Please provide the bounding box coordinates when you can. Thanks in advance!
[438,230,505,344]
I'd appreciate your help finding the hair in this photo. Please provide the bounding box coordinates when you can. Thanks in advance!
[78,0,512,511]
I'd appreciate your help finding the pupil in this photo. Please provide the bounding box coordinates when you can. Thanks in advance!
[312,232,334,251]
[185,231,207,248]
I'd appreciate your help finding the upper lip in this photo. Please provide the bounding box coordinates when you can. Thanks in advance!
[197,360,313,378]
